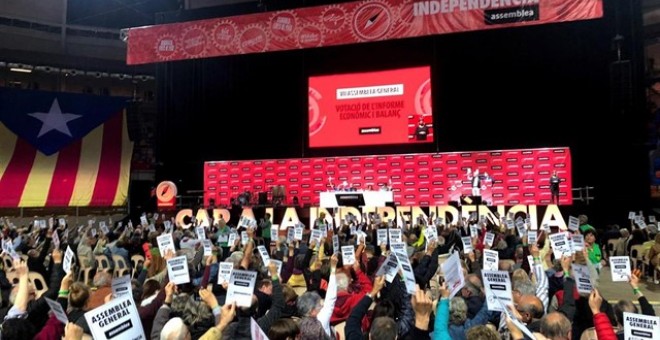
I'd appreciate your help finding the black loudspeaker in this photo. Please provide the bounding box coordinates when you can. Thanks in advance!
[258,192,268,205]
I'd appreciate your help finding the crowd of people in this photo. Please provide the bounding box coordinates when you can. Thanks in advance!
[0,211,656,340]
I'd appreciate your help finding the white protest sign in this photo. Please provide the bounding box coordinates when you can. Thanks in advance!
[527,231,537,246]
[58,218,66,227]
[482,270,513,312]
[156,234,176,257]
[226,270,258,307]
[196,226,206,240]
[628,211,636,220]
[470,225,479,238]
[39,220,47,229]
[63,246,75,274]
[377,229,388,245]
[355,231,367,245]
[376,253,400,283]
[257,245,270,266]
[461,237,473,254]
[294,226,303,240]
[287,228,295,242]
[112,275,132,298]
[623,312,660,340]
[425,226,438,243]
[241,231,249,245]
[549,232,572,259]
[495,297,536,340]
[391,242,406,256]
[515,221,526,237]
[572,264,593,295]
[483,249,499,271]
[651,216,657,224]
[271,259,283,276]
[228,233,237,246]
[52,230,60,249]
[332,235,340,254]
[568,216,579,232]
[99,221,109,235]
[217,262,234,285]
[311,229,322,244]
[572,234,585,251]
[388,229,402,243]
[506,220,514,230]
[341,246,356,265]
[441,252,465,298]
[202,239,213,256]
[610,256,632,282]
[484,232,495,247]
[250,317,270,340]
[394,251,417,294]
[167,256,190,285]
[271,225,279,240]
[45,297,69,324]
[85,295,145,340]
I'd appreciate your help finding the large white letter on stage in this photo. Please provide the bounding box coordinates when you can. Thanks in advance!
[279,207,301,229]
[540,204,567,230]
[176,209,193,228]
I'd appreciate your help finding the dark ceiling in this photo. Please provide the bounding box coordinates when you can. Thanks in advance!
[67,0,182,29]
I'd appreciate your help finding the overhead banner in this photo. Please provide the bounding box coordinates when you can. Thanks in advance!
[126,0,603,65]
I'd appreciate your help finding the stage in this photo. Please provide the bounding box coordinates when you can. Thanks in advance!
[204,147,572,208]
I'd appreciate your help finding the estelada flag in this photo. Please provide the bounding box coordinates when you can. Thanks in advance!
[0,88,132,207]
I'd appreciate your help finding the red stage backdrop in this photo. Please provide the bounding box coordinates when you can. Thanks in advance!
[309,66,433,148]
[204,147,572,207]
[127,0,603,65]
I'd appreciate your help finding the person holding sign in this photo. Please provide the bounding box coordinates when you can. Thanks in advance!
[222,262,287,338]
[297,254,338,338]
[332,245,373,325]
[259,213,273,250]
[587,289,619,340]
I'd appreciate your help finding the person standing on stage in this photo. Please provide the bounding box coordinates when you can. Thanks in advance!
[466,168,490,196]
[415,115,430,141]
[550,170,560,204]
[260,213,272,248]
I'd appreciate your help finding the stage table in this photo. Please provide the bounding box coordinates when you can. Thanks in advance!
[319,190,393,208]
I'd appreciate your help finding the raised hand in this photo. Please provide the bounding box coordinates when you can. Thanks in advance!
[630,269,642,289]
[588,289,603,314]
[218,303,236,330]
[52,249,63,264]
[199,287,218,308]
[330,253,339,269]
[13,260,28,278]
[372,276,386,295]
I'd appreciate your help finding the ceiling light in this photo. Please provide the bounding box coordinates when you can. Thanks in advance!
[10,67,32,73]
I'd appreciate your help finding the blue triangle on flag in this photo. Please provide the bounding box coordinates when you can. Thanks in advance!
[0,88,129,156]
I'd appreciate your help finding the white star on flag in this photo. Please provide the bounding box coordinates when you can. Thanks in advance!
[28,99,81,138]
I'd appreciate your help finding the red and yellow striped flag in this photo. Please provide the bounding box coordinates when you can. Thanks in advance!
[0,89,132,207]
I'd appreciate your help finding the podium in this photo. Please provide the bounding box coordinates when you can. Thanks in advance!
[320,191,393,208]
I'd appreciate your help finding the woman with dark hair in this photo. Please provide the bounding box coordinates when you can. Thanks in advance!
[140,279,161,306]
[584,229,604,273]
[268,318,301,340]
